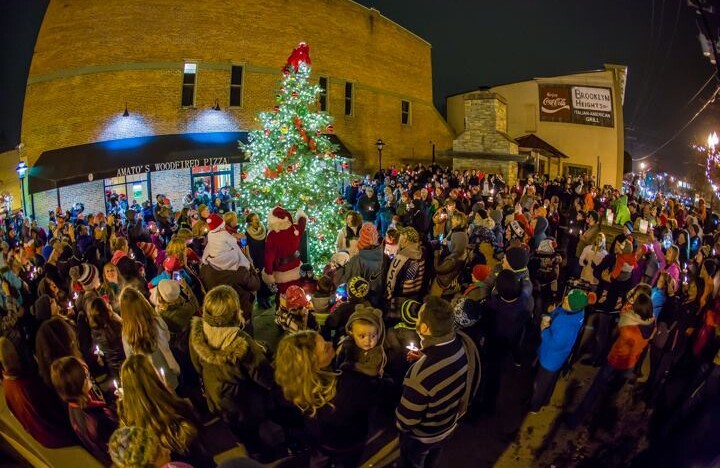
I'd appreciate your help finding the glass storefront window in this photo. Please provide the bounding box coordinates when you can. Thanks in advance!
[104,174,149,214]
[191,164,233,197]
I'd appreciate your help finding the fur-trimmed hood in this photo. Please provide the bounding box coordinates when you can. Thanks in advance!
[190,316,249,365]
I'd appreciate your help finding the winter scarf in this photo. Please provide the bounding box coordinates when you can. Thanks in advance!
[246,225,266,241]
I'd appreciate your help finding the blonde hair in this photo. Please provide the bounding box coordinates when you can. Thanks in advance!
[174,229,193,244]
[203,285,245,328]
[117,355,197,455]
[274,331,337,417]
[593,232,606,249]
[223,211,237,227]
[165,239,187,267]
[112,236,129,253]
[120,288,159,354]
[451,211,467,230]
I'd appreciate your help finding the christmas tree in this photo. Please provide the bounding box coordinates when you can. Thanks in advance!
[240,43,351,266]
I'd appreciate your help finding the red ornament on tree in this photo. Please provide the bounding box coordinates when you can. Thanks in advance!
[309,216,316,223]
[293,117,303,128]
[341,162,349,169]
[288,145,297,156]
[318,234,325,241]
[291,91,298,98]
[301,134,309,143]
[326,124,334,134]
[309,139,316,151]
[277,164,284,173]
[286,165,294,174]
[273,105,280,112]
[336,197,343,205]
[241,171,248,180]
[264,129,270,136]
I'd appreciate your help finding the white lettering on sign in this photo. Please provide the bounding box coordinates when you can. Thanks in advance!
[115,157,228,177]
[571,86,612,112]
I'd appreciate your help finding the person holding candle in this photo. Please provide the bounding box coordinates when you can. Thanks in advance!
[88,297,125,379]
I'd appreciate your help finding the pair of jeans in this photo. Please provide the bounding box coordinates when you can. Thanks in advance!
[530,365,561,412]
[399,432,447,468]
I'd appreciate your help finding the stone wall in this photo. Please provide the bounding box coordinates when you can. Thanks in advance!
[453,158,518,187]
[452,92,518,155]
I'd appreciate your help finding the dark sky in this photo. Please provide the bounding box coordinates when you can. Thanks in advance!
[2,0,718,172]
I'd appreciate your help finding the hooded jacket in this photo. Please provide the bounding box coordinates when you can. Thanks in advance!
[336,305,387,377]
[607,306,655,370]
[202,225,250,271]
[538,307,584,372]
[339,245,385,306]
[189,317,274,418]
[531,216,548,250]
[614,195,631,227]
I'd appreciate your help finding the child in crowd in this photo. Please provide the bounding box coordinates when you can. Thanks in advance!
[323,276,371,344]
[275,285,317,334]
[336,304,386,377]
[384,228,400,259]
[453,264,491,329]
[530,289,594,413]
[311,275,334,314]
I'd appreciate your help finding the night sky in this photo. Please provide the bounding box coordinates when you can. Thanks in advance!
[1,0,718,174]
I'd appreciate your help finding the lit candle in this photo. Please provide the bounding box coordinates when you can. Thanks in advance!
[94,345,104,357]
[305,294,311,302]
[73,292,79,300]
[406,342,419,352]
[159,367,166,381]
[112,379,118,390]
[67,301,73,309]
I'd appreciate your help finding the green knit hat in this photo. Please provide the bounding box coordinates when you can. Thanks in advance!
[567,289,595,312]
[400,299,421,327]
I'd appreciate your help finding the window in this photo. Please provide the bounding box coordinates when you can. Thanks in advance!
[104,174,149,214]
[230,65,243,107]
[191,164,233,197]
[318,76,328,111]
[181,62,197,107]
[344,82,353,116]
[401,100,411,125]
[563,163,591,178]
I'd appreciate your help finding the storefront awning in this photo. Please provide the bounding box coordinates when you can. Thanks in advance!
[28,131,353,193]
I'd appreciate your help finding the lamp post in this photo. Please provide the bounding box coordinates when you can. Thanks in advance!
[376,138,384,172]
[707,132,719,210]
[15,161,27,215]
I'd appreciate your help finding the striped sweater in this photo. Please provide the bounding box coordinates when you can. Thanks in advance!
[396,332,480,443]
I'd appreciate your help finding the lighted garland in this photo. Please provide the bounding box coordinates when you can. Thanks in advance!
[239,44,353,267]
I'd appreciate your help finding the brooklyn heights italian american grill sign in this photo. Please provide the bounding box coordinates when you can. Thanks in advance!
[115,157,229,177]
[538,84,614,128]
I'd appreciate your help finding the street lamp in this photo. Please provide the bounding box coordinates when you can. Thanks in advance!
[376,138,384,171]
[640,161,646,170]
[15,161,27,215]
[708,132,718,152]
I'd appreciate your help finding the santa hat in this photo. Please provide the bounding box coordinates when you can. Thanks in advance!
[268,206,294,233]
[207,214,225,232]
[137,242,158,259]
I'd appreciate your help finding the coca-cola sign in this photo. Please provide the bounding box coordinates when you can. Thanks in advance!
[539,84,614,128]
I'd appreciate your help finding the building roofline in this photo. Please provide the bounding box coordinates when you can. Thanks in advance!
[347,1,431,47]
[445,66,620,99]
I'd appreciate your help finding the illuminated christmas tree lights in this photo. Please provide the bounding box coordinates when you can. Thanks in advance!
[239,43,352,266]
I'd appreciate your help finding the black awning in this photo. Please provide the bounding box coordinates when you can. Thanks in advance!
[29,132,250,193]
[29,131,353,194]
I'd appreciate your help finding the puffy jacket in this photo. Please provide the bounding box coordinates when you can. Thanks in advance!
[538,307,584,372]
[189,318,274,419]
[607,308,655,370]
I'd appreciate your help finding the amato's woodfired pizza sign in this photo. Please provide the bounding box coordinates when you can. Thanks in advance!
[539,84,614,128]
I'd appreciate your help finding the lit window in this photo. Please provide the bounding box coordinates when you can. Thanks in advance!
[319,76,328,112]
[344,82,353,116]
[181,62,197,107]
[230,65,243,107]
[401,100,411,125]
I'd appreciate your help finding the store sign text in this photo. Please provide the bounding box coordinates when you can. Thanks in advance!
[539,84,614,128]
[116,157,229,177]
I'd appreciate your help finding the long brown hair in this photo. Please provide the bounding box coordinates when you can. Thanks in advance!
[36,317,82,387]
[88,297,122,341]
[51,356,90,408]
[117,355,197,455]
[0,337,22,376]
[120,288,159,354]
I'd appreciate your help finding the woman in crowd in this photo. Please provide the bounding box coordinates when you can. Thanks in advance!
[120,287,181,390]
[275,330,381,467]
[88,297,125,378]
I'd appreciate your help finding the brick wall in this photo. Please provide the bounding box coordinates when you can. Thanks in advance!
[151,169,191,211]
[21,0,453,186]
[32,189,57,229]
[59,181,105,217]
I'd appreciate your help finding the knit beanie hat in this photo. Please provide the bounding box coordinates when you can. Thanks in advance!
[505,246,530,271]
[163,255,181,273]
[398,226,420,244]
[348,276,369,300]
[136,242,157,259]
[109,426,160,468]
[400,299,421,328]
[496,269,521,301]
[566,288,596,312]
[357,222,379,250]
[69,263,99,291]
[472,264,491,282]
[282,285,308,310]
[207,214,225,232]
[157,279,181,303]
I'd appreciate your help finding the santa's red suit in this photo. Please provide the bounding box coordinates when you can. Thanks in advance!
[263,206,307,293]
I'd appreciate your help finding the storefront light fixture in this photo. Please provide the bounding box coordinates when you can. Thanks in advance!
[15,161,27,179]
[122,102,130,117]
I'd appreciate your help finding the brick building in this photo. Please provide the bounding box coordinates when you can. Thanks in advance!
[17,0,453,227]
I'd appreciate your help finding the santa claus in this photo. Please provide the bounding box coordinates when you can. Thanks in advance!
[263,206,307,293]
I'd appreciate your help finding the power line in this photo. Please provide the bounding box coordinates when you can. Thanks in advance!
[633,84,719,161]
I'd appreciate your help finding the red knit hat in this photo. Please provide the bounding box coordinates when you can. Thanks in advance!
[283,285,308,310]
[357,223,379,250]
[163,255,181,273]
[472,264,491,282]
[137,242,158,259]
[207,214,225,232]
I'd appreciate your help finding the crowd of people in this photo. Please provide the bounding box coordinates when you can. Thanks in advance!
[0,162,718,467]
